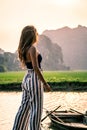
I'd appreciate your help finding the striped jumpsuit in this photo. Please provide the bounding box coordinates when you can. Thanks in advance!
[12,55,43,130]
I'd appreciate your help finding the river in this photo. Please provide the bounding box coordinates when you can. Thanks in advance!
[0,91,87,130]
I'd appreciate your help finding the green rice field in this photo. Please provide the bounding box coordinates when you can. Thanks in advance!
[0,70,87,84]
[0,71,87,91]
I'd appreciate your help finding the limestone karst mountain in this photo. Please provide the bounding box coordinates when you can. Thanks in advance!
[43,25,87,70]
[37,35,69,70]
[1,25,87,71]
[0,35,69,71]
[0,49,20,71]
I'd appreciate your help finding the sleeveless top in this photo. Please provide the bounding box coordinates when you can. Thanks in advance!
[25,54,42,69]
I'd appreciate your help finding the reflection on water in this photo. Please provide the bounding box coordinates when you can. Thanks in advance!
[0,91,87,130]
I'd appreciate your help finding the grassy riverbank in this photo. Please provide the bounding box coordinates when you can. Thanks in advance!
[0,71,87,91]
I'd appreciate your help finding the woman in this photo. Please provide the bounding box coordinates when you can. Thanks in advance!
[12,25,51,130]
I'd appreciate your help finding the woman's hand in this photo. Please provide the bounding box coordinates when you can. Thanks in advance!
[43,83,52,92]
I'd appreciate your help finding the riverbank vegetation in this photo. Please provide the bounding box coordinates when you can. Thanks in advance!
[0,71,87,91]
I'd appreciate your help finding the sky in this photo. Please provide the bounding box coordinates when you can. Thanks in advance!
[0,0,87,52]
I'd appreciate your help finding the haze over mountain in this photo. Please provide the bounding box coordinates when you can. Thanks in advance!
[0,35,69,71]
[0,49,20,72]
[43,25,87,70]
[37,35,69,70]
[0,25,87,71]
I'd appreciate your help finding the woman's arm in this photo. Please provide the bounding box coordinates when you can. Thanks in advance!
[28,46,51,91]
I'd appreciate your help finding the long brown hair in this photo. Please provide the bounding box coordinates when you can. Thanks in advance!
[18,25,37,66]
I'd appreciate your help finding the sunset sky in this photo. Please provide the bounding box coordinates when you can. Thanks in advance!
[0,0,87,52]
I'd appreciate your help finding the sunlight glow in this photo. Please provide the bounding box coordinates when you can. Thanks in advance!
[65,93,80,104]
[51,0,78,6]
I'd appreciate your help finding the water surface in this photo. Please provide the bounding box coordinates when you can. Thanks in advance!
[0,91,87,130]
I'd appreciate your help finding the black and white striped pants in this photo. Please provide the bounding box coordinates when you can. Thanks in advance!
[12,70,43,130]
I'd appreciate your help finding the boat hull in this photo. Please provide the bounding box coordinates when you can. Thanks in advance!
[47,110,87,130]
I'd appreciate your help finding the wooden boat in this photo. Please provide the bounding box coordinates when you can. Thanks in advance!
[47,109,87,130]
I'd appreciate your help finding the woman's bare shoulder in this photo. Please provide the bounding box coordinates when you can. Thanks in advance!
[28,45,37,55]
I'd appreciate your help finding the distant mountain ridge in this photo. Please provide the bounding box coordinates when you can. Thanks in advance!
[0,48,4,54]
[0,50,21,72]
[0,25,87,71]
[43,25,87,70]
[37,35,69,70]
[0,35,69,71]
